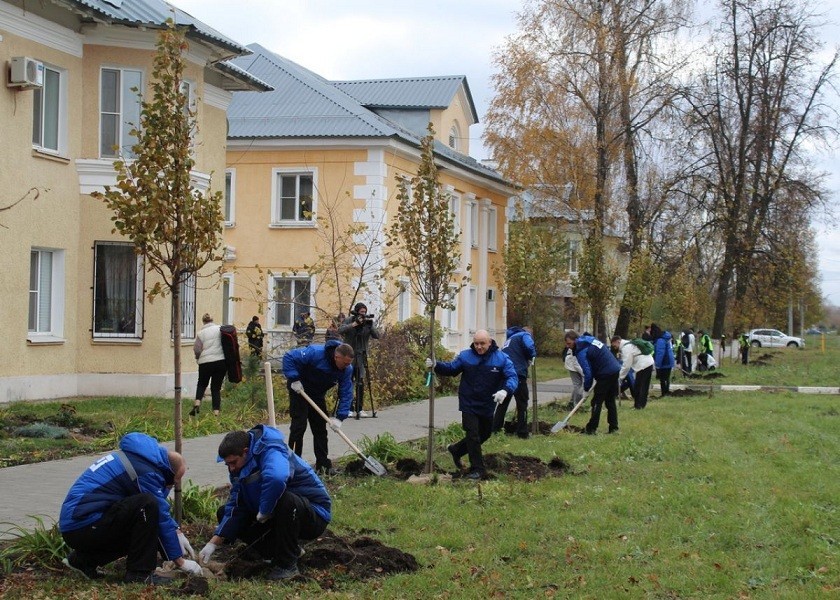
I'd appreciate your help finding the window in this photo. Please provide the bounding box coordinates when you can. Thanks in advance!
[222,274,234,325]
[442,286,459,330]
[179,79,196,150]
[486,288,497,332]
[29,248,65,338]
[93,242,143,338]
[487,206,498,251]
[568,240,580,274]
[271,169,316,224]
[224,169,236,226]
[449,194,461,235]
[448,124,459,150]
[397,279,410,322]
[468,286,477,332]
[100,67,142,158]
[176,273,196,339]
[271,277,311,327]
[32,64,66,154]
[469,202,478,247]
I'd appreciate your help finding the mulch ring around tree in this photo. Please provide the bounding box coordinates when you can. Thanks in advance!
[343,452,570,482]
[212,530,419,589]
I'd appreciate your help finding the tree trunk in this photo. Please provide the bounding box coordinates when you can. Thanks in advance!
[424,308,437,474]
[172,285,183,523]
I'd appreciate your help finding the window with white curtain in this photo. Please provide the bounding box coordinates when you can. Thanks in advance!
[468,286,477,331]
[469,202,478,247]
[93,242,143,338]
[487,206,498,251]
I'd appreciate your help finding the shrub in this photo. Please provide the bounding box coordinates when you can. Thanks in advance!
[0,516,66,571]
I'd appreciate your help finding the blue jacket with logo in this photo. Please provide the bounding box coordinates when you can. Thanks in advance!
[59,432,182,561]
[216,425,331,541]
[282,340,353,419]
[434,340,518,418]
[502,327,537,379]
[575,335,621,392]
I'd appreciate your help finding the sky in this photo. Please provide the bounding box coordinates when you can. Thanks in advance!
[174,0,840,308]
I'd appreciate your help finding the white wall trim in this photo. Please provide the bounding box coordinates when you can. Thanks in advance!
[203,84,232,111]
[0,3,84,57]
[81,25,213,66]
[77,159,212,194]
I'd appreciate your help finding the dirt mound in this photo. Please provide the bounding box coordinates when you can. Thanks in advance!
[668,388,706,397]
[223,530,419,588]
[483,452,570,481]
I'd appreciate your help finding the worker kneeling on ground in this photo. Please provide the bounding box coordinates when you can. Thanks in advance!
[59,432,202,585]
[198,424,331,581]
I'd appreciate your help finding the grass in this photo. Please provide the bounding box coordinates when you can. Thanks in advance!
[1,390,838,598]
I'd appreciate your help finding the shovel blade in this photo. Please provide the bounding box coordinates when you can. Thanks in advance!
[364,456,387,476]
[550,420,568,433]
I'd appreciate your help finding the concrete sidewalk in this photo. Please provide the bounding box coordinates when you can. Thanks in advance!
[0,380,572,539]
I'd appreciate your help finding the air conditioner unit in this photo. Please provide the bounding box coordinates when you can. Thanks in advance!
[487,289,496,302]
[9,57,44,88]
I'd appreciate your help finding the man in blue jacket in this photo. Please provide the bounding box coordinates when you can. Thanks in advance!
[198,425,331,581]
[282,340,354,474]
[565,330,621,435]
[428,329,518,480]
[59,432,202,585]
[492,325,537,438]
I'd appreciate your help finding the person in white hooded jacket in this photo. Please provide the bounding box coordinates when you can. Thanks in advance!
[191,313,227,416]
[612,337,655,409]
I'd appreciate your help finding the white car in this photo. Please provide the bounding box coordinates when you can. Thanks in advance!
[747,329,805,348]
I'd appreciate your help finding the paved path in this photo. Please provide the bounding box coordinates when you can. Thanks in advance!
[0,381,572,539]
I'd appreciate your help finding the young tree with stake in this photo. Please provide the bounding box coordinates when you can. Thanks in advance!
[92,21,225,520]
[388,124,465,474]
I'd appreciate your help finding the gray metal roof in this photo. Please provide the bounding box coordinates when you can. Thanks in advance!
[228,44,509,187]
[332,76,479,124]
[58,0,248,56]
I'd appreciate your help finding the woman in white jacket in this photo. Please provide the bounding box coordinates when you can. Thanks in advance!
[191,313,226,416]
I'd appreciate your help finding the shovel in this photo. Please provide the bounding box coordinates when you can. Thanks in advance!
[551,391,590,433]
[296,387,387,476]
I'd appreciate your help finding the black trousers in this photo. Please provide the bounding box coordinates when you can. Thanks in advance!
[196,359,227,411]
[741,346,749,364]
[450,411,493,474]
[492,376,529,435]
[682,351,693,373]
[656,368,672,396]
[585,376,619,433]
[633,366,653,409]
[218,492,327,569]
[288,388,331,470]
[62,492,160,575]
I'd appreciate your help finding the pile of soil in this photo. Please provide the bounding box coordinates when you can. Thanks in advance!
[221,530,419,589]
[668,388,706,397]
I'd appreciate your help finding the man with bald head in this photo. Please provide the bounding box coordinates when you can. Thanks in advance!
[427,329,518,480]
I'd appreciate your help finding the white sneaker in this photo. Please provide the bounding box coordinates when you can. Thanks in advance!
[357,410,369,417]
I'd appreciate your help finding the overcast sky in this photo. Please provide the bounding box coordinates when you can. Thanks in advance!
[174,0,840,309]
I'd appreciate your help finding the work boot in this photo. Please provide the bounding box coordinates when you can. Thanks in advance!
[447,444,463,471]
[465,470,485,481]
[266,563,300,580]
[608,427,620,434]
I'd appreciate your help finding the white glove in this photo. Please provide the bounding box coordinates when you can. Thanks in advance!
[198,542,216,563]
[329,417,342,431]
[256,511,270,523]
[290,381,304,394]
[425,358,434,369]
[179,559,202,576]
[177,529,195,559]
[530,357,536,366]
[492,389,507,404]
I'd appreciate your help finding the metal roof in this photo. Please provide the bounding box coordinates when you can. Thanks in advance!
[228,44,508,187]
[58,0,248,56]
[332,76,479,124]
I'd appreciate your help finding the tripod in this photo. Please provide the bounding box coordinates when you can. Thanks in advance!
[350,351,377,418]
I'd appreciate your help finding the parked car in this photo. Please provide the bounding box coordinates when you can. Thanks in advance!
[747,329,805,348]
[805,327,824,335]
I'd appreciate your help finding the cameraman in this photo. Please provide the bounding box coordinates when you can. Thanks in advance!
[338,302,380,417]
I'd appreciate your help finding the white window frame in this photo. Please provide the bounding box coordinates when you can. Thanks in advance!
[469,201,478,248]
[487,206,498,251]
[449,193,461,235]
[270,276,313,328]
[443,285,459,330]
[270,167,318,226]
[448,124,459,150]
[222,273,234,325]
[100,66,143,158]
[468,286,478,332]
[31,63,68,156]
[397,278,411,322]
[28,248,65,341]
[92,242,144,339]
[568,239,580,275]
[224,169,236,227]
